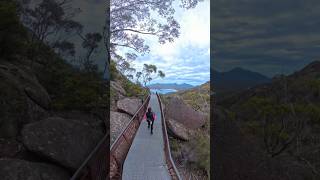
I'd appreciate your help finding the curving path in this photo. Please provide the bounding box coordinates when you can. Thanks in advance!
[122,94,171,180]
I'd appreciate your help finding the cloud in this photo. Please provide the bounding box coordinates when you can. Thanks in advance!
[131,0,210,86]
[213,0,320,77]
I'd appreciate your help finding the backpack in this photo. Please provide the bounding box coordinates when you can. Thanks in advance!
[146,111,156,121]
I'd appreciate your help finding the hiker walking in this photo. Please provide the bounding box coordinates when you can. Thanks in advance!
[146,107,156,134]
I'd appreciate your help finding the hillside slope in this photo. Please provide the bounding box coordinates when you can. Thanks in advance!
[162,81,210,179]
[215,61,320,180]
[109,61,148,144]
[213,68,271,93]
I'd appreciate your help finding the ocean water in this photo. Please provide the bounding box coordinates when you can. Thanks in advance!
[150,89,177,94]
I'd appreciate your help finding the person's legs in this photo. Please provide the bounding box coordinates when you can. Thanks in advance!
[147,119,150,128]
[150,120,154,134]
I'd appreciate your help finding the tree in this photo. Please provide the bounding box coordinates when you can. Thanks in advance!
[20,0,82,60]
[22,0,82,42]
[52,40,75,58]
[158,70,165,78]
[119,61,136,76]
[136,71,142,84]
[136,64,165,86]
[79,32,103,72]
[109,0,203,64]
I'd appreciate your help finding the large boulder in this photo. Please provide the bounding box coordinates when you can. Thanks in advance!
[21,117,104,170]
[54,110,105,131]
[0,158,70,180]
[167,118,189,141]
[117,98,142,116]
[0,62,50,138]
[165,96,206,129]
[110,111,131,144]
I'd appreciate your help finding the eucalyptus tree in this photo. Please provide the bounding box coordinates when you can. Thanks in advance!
[52,40,75,58]
[136,64,166,86]
[22,0,82,43]
[109,0,203,67]
[20,0,82,61]
[80,32,103,72]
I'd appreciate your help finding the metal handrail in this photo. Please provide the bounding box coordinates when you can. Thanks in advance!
[70,94,150,180]
[109,94,151,179]
[110,94,150,149]
[156,92,182,180]
[70,134,109,180]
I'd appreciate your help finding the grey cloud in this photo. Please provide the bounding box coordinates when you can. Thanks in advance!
[213,0,320,76]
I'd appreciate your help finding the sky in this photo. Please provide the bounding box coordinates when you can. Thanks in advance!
[28,0,320,81]
[71,0,106,70]
[212,0,320,77]
[129,0,210,86]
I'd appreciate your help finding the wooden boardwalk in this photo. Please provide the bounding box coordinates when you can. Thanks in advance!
[122,94,171,180]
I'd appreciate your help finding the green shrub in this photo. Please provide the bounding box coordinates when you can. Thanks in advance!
[169,138,180,152]
[123,79,147,97]
[110,60,118,80]
[24,46,107,112]
[48,67,105,111]
[190,133,210,177]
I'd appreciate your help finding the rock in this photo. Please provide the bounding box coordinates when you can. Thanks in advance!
[21,117,104,170]
[54,110,105,132]
[111,80,126,96]
[165,96,206,129]
[110,111,132,145]
[0,62,50,138]
[167,118,189,141]
[24,86,50,110]
[0,158,70,180]
[110,81,126,111]
[117,98,142,116]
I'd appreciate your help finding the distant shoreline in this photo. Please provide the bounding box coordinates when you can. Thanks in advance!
[150,88,177,94]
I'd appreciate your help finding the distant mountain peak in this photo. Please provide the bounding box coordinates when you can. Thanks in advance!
[289,60,320,78]
[213,67,271,93]
[300,60,320,73]
[148,83,194,90]
[230,67,246,72]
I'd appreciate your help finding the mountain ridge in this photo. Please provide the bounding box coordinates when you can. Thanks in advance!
[148,83,194,90]
[215,60,320,179]
[213,67,271,93]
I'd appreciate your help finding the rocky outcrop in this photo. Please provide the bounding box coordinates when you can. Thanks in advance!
[167,118,189,141]
[111,80,126,97]
[110,111,132,144]
[165,96,206,129]
[21,117,104,170]
[110,81,125,111]
[117,98,142,116]
[0,62,50,138]
[54,110,105,131]
[0,158,70,180]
